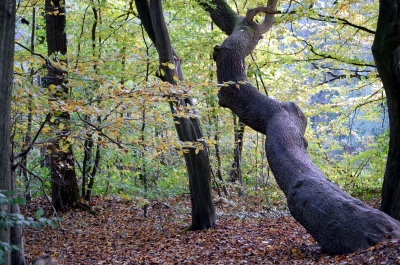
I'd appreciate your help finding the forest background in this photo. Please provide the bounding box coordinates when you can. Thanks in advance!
[4,0,391,262]
[13,0,384,203]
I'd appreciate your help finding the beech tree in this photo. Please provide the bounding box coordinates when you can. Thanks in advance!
[372,0,400,221]
[135,0,216,230]
[198,0,400,255]
[43,0,79,211]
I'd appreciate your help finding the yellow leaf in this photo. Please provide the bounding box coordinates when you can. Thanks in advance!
[195,148,199,154]
[119,191,131,201]
[167,63,175,69]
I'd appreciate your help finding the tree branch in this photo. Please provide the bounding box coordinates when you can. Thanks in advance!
[246,0,280,35]
[15,42,49,63]
[196,0,242,35]
[134,0,157,44]
[13,114,51,160]
[309,14,375,35]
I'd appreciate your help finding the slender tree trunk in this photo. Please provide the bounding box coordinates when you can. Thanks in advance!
[372,0,400,221]
[44,0,79,211]
[85,140,101,201]
[201,0,400,254]
[135,0,216,230]
[232,115,244,196]
[207,98,229,196]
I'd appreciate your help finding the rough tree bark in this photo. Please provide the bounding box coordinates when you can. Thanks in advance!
[0,1,16,263]
[1,1,26,264]
[135,0,216,230]
[200,0,400,255]
[43,0,79,211]
[372,0,400,221]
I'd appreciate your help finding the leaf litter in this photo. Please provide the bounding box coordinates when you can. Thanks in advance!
[22,195,400,264]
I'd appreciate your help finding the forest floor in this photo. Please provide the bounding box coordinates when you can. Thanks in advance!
[22,193,400,264]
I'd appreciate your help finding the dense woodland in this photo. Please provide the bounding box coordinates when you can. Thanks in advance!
[1,0,400,263]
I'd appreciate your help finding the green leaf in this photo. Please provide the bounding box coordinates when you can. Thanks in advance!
[11,245,22,251]
[11,197,26,206]
[35,208,44,220]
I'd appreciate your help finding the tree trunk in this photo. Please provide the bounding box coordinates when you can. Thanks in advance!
[0,1,16,263]
[232,115,244,196]
[44,0,79,211]
[135,0,216,230]
[11,170,26,265]
[202,0,400,254]
[372,0,400,221]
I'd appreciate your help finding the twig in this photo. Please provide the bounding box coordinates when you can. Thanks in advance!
[13,114,51,160]
[77,113,125,149]
[15,42,49,63]
[17,164,64,230]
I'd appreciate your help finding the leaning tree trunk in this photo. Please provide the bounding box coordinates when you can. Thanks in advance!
[135,0,215,230]
[201,0,400,255]
[372,0,400,221]
[43,0,79,211]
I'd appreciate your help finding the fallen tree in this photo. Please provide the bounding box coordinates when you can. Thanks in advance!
[199,0,400,255]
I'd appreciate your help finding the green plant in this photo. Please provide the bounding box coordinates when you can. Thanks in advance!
[0,191,59,264]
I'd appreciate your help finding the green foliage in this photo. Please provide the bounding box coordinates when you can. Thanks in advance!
[0,191,59,264]
[11,0,387,206]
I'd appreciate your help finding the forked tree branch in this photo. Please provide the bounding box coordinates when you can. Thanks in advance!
[246,0,280,34]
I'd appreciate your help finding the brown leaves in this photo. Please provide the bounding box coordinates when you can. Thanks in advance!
[22,196,400,264]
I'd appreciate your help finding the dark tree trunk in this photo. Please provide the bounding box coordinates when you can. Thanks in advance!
[44,0,79,211]
[0,1,16,263]
[135,0,216,230]
[372,0,400,221]
[201,0,400,254]
[231,115,244,196]
[85,141,101,201]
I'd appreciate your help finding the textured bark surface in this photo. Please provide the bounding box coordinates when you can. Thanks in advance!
[0,1,16,263]
[372,0,400,221]
[205,0,400,254]
[44,0,79,211]
[136,0,216,230]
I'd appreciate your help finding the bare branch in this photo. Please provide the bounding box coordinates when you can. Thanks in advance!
[17,163,59,221]
[309,14,375,35]
[15,42,49,63]
[13,114,51,160]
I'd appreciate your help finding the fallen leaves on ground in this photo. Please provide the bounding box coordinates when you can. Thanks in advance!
[22,195,400,264]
